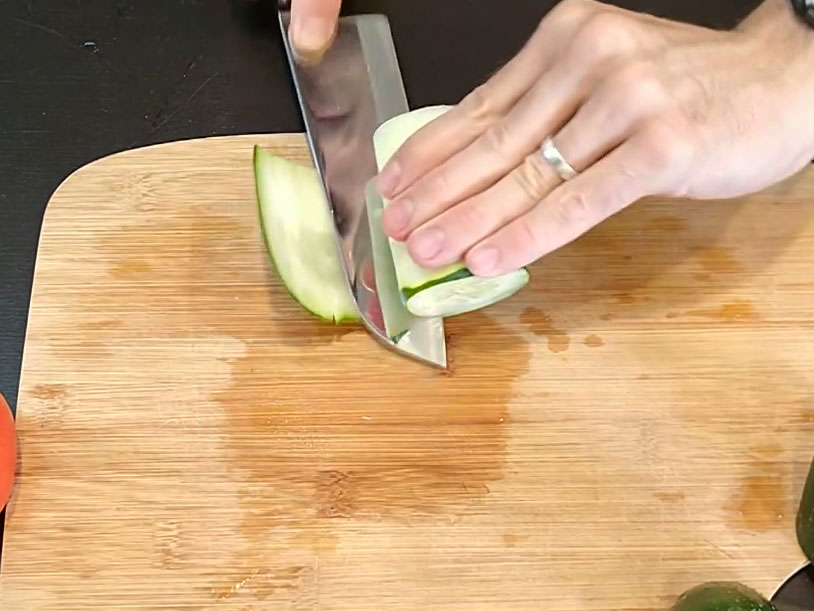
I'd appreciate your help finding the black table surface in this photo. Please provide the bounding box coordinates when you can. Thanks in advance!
[10,0,811,600]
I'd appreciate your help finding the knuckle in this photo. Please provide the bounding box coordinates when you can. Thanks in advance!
[513,217,544,256]
[569,11,638,64]
[551,191,595,229]
[457,200,491,236]
[459,84,499,131]
[542,0,602,37]
[608,62,667,110]
[551,0,593,20]
[482,121,516,159]
[422,168,454,204]
[513,154,558,202]
[640,119,695,169]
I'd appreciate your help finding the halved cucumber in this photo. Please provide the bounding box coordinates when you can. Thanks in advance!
[253,146,360,324]
[372,105,530,318]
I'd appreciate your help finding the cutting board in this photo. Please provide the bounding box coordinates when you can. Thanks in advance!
[1,133,812,610]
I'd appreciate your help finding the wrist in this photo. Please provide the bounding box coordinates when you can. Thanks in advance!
[737,0,814,158]
[739,0,814,96]
[739,0,814,51]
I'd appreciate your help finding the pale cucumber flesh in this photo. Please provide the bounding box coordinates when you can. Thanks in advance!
[406,269,530,318]
[372,106,531,318]
[253,146,359,324]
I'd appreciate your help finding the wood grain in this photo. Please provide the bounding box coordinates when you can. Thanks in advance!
[1,133,812,610]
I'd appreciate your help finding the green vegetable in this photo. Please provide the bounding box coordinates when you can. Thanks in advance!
[672,582,778,611]
[796,455,814,560]
[253,145,360,324]
[372,105,530,318]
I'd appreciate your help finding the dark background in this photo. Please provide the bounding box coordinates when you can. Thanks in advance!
[4,0,792,595]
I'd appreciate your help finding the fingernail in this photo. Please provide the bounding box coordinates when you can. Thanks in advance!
[411,227,445,261]
[292,17,333,54]
[382,199,413,236]
[467,247,499,275]
[377,161,401,197]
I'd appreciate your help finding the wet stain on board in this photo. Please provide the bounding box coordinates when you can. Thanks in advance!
[684,301,759,323]
[694,247,742,275]
[726,443,789,532]
[520,307,570,353]
[793,406,814,426]
[216,310,531,525]
[584,335,604,348]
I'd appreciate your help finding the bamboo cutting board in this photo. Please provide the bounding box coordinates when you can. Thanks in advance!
[1,133,813,610]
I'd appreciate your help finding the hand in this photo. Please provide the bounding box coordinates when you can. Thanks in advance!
[289,0,342,62]
[377,0,814,277]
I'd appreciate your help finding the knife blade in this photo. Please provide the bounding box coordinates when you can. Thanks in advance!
[276,3,448,369]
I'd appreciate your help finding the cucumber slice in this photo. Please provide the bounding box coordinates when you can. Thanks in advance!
[796,455,814,561]
[672,582,778,611]
[404,268,531,318]
[253,146,360,324]
[372,106,530,318]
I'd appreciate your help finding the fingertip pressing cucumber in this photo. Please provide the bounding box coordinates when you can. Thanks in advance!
[672,582,778,611]
[372,106,531,319]
[796,455,814,561]
[253,145,360,324]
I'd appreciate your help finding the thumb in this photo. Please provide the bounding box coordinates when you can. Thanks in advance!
[290,0,342,61]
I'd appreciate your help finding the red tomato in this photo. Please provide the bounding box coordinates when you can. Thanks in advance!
[0,392,16,510]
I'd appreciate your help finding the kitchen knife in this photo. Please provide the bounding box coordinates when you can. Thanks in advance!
[276,2,448,369]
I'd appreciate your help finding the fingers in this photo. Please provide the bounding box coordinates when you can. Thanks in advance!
[380,6,644,243]
[404,151,563,267]
[373,0,690,277]
[463,134,666,276]
[290,0,342,61]
[381,58,590,241]
[401,72,652,270]
[377,0,595,203]
[431,61,677,272]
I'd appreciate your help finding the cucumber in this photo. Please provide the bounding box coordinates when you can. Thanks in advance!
[796,455,814,560]
[372,105,531,318]
[672,582,778,611]
[253,146,360,324]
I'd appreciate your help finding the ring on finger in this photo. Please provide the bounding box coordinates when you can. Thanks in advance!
[540,136,579,181]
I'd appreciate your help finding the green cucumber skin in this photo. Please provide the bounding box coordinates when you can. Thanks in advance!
[253,146,360,325]
[400,268,474,301]
[400,266,530,302]
[391,329,408,344]
[672,582,777,611]
[796,455,814,561]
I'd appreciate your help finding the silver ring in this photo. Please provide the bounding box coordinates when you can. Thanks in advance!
[540,137,578,181]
